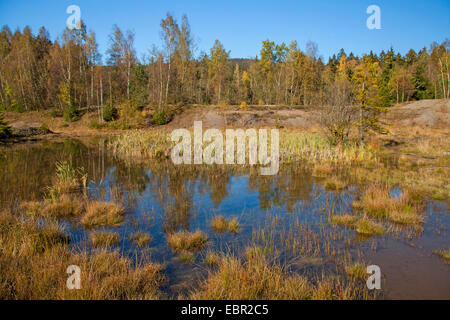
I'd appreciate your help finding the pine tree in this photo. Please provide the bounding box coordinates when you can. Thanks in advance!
[352,56,386,144]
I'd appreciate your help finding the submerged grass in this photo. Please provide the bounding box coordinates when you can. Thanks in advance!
[211,215,240,233]
[129,232,152,247]
[90,231,120,247]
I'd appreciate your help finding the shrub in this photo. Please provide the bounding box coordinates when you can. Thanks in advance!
[153,108,169,126]
[63,104,80,122]
[0,111,11,139]
[103,103,118,122]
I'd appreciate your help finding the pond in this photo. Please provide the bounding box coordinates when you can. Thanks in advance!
[0,138,448,299]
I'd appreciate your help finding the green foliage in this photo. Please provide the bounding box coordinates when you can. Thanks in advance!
[152,108,169,126]
[103,103,118,122]
[0,111,11,139]
[130,64,149,110]
[63,104,80,122]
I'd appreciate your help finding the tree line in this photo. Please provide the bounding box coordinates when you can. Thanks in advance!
[0,13,449,125]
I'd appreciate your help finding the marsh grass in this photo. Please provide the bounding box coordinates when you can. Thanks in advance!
[353,164,449,201]
[0,211,165,300]
[280,131,377,164]
[204,251,221,266]
[178,251,195,264]
[20,195,84,218]
[53,161,87,195]
[325,177,347,191]
[331,214,357,227]
[129,232,152,246]
[90,231,120,247]
[109,129,378,165]
[356,219,385,235]
[191,247,373,300]
[356,185,424,225]
[433,249,450,262]
[81,201,125,228]
[345,263,367,281]
[211,215,240,233]
[108,130,171,160]
[167,230,208,252]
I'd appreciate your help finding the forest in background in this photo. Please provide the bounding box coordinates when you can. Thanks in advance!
[0,13,449,125]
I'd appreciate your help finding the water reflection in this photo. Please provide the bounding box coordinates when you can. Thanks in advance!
[0,138,448,299]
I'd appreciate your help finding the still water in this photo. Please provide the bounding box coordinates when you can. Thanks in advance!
[0,138,448,299]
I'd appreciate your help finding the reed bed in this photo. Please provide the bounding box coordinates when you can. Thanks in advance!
[191,246,374,300]
[108,129,378,165]
[0,210,165,300]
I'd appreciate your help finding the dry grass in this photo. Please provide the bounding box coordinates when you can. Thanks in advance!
[280,131,377,164]
[433,249,450,262]
[204,251,221,266]
[355,185,424,225]
[345,263,367,281]
[211,215,240,233]
[177,251,195,264]
[81,201,125,229]
[0,210,165,300]
[167,230,208,252]
[356,219,385,236]
[90,231,120,247]
[353,163,449,201]
[108,130,171,160]
[20,195,84,218]
[129,232,152,247]
[191,247,372,300]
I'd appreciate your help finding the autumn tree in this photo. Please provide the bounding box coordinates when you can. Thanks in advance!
[208,40,230,104]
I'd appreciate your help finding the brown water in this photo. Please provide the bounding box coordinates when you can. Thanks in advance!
[0,138,448,299]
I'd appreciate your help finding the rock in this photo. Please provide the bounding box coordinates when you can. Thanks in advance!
[9,121,52,137]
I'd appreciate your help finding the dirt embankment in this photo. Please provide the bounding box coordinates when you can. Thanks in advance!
[167,106,319,130]
[3,99,449,139]
[383,99,450,128]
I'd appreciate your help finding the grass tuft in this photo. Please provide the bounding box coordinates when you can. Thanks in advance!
[129,232,152,247]
[81,201,125,229]
[90,231,120,247]
[356,219,385,235]
[211,215,240,233]
[167,230,208,252]
[331,215,357,227]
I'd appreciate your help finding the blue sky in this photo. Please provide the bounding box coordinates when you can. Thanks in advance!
[0,0,448,61]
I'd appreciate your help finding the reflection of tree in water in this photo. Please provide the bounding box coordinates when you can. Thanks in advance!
[1,140,318,235]
[248,165,314,213]
[0,139,94,207]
